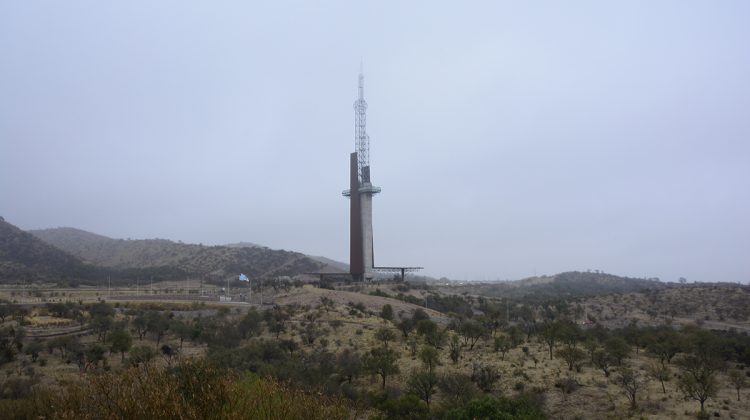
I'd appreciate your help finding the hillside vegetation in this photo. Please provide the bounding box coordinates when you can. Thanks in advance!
[0,218,102,283]
[30,227,327,279]
[439,271,666,300]
[1,279,749,419]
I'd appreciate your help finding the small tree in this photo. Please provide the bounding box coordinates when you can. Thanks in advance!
[471,363,500,392]
[438,373,480,410]
[319,296,334,313]
[0,326,26,365]
[0,304,11,323]
[419,346,441,373]
[132,314,148,340]
[90,315,113,343]
[79,344,106,372]
[146,313,170,346]
[363,346,400,389]
[380,304,394,322]
[493,335,512,360]
[676,354,720,413]
[617,367,645,410]
[646,362,670,394]
[110,329,133,362]
[604,337,631,365]
[237,309,263,339]
[448,334,462,364]
[161,344,178,366]
[458,319,487,350]
[540,321,560,360]
[268,319,286,339]
[407,369,438,405]
[397,318,415,339]
[728,369,746,401]
[412,308,430,322]
[646,328,683,366]
[280,339,299,356]
[23,340,42,363]
[557,347,586,372]
[374,327,396,349]
[301,323,321,346]
[417,320,446,348]
[128,345,157,367]
[593,349,612,377]
[336,348,362,383]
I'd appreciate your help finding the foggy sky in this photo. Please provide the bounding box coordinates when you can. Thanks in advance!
[1,1,749,283]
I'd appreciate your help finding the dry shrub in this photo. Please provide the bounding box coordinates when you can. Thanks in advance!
[226,376,350,420]
[3,359,349,420]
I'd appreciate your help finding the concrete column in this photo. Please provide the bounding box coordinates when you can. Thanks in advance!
[360,192,374,279]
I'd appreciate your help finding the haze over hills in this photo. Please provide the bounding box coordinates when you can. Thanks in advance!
[1,221,723,296]
[29,226,334,280]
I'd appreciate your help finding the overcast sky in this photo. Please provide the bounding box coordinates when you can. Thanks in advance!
[1,1,749,283]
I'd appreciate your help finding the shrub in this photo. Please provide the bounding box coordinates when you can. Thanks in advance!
[1,359,350,419]
[376,394,429,420]
[443,396,546,420]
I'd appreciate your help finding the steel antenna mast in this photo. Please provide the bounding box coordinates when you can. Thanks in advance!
[354,62,370,183]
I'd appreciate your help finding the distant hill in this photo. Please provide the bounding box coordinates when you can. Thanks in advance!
[224,241,263,249]
[307,255,348,273]
[225,242,348,274]
[30,227,330,280]
[0,218,101,283]
[440,271,666,300]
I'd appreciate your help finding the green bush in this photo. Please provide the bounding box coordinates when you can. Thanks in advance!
[376,394,430,420]
[443,396,546,420]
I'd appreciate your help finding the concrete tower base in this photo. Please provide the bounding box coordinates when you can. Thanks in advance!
[360,190,374,280]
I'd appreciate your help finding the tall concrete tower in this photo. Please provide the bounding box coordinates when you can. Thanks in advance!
[343,66,380,281]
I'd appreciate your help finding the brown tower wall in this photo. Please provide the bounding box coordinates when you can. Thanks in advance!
[349,152,364,279]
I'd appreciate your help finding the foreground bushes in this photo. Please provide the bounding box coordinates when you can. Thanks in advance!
[1,359,349,420]
[443,396,546,420]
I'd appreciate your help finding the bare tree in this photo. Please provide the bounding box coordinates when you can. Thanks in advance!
[617,367,646,409]
[728,369,747,401]
[646,362,670,394]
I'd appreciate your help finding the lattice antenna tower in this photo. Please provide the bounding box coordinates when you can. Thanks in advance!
[354,64,370,183]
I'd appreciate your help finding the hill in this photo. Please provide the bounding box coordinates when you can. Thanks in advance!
[307,255,348,272]
[578,282,750,330]
[29,227,329,280]
[438,271,666,300]
[0,218,101,282]
[225,242,348,274]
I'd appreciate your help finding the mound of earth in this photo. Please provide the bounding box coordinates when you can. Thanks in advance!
[274,286,449,323]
